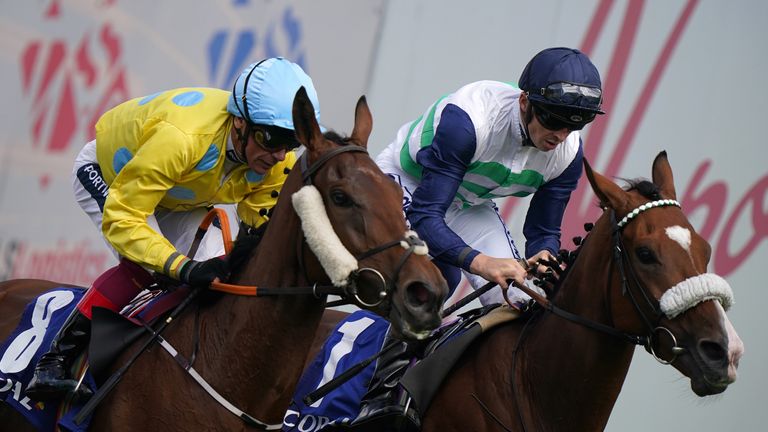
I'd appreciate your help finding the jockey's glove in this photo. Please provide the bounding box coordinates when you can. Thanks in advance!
[180,257,229,287]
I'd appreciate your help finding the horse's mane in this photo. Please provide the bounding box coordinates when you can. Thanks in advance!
[228,223,268,279]
[621,178,661,200]
[323,130,356,146]
[592,177,661,209]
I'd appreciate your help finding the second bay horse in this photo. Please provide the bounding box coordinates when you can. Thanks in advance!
[419,152,743,431]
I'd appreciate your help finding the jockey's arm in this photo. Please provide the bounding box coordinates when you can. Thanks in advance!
[407,104,478,270]
[101,124,202,279]
[523,141,583,258]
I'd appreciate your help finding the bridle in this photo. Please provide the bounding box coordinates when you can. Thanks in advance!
[212,144,429,313]
[509,199,691,362]
[609,200,684,363]
[297,145,428,311]
[505,199,700,432]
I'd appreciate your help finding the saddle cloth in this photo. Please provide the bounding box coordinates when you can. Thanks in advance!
[0,285,190,431]
[283,304,519,432]
[0,287,92,431]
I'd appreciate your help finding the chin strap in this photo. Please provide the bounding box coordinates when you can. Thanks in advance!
[519,101,535,147]
[519,124,534,147]
[228,122,251,164]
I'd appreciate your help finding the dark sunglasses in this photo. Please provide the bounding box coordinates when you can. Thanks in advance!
[251,125,301,152]
[535,82,603,108]
[532,103,594,132]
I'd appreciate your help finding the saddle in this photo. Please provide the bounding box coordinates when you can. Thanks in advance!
[89,283,194,384]
[400,304,521,423]
[319,304,522,432]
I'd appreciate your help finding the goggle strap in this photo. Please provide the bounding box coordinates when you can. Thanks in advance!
[231,58,269,123]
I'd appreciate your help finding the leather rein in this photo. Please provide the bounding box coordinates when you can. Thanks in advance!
[507,199,686,359]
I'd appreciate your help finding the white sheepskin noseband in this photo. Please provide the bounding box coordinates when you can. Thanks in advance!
[292,185,358,287]
[659,273,734,319]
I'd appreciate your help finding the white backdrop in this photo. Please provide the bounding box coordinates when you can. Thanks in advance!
[1,1,765,430]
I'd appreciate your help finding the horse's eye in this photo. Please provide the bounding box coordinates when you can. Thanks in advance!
[330,190,353,207]
[635,247,657,264]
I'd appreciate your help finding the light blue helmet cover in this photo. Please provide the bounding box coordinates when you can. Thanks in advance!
[227,57,321,130]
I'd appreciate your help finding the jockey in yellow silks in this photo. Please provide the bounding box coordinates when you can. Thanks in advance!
[94,87,295,277]
[26,57,321,402]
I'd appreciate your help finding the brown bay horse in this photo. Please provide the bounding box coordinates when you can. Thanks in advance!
[0,88,448,431]
[307,152,744,432]
[420,151,743,431]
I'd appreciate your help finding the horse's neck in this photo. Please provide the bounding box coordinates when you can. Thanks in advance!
[198,203,327,420]
[517,227,635,431]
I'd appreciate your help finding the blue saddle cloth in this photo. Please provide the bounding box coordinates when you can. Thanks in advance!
[0,285,189,431]
[0,287,95,431]
[284,310,389,431]
[283,305,504,432]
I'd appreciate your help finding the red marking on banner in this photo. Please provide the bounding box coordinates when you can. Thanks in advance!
[585,0,644,172]
[680,160,727,240]
[45,0,61,19]
[606,0,699,178]
[39,174,51,190]
[48,78,77,152]
[100,24,121,65]
[580,0,614,55]
[19,13,130,164]
[9,239,111,286]
[21,43,41,92]
[32,106,46,147]
[76,36,97,86]
[714,174,768,275]
[34,42,65,103]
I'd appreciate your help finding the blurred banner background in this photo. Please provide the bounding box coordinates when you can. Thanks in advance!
[1,1,764,430]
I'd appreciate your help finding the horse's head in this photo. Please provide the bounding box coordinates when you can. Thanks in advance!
[583,151,744,396]
[288,87,448,339]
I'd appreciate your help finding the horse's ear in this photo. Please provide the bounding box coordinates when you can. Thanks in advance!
[292,87,328,153]
[350,95,372,149]
[651,150,677,200]
[584,158,630,210]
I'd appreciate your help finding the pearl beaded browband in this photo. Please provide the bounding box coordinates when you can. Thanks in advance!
[616,199,681,228]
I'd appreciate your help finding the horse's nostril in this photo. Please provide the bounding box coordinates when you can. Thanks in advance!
[406,282,432,307]
[700,339,728,366]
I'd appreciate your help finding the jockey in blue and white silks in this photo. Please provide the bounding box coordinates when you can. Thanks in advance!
[377,79,587,305]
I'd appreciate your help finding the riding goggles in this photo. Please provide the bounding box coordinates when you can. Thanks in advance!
[533,82,603,110]
[532,103,594,132]
[252,124,302,152]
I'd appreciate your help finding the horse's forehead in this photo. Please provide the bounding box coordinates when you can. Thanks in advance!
[620,196,705,255]
[665,225,692,252]
[630,207,711,268]
[329,156,386,183]
[315,153,398,200]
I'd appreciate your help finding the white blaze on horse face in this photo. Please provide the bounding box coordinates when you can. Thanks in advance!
[715,301,745,382]
[665,225,691,253]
